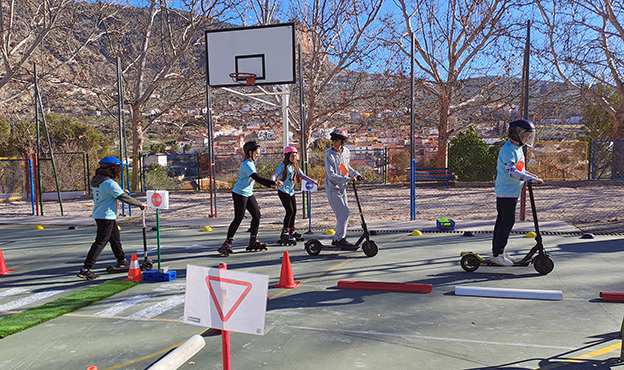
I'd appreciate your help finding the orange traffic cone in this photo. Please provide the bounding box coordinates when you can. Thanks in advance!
[0,246,14,275]
[273,251,300,289]
[87,366,98,370]
[124,254,143,282]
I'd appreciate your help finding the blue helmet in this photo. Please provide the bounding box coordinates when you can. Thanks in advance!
[99,156,122,167]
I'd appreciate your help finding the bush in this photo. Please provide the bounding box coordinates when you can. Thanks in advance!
[144,164,179,190]
[449,127,501,181]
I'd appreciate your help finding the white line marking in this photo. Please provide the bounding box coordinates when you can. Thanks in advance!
[0,287,29,299]
[283,325,577,350]
[128,295,185,319]
[94,294,155,317]
[0,290,64,312]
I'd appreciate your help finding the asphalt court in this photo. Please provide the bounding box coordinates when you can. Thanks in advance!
[1,223,624,369]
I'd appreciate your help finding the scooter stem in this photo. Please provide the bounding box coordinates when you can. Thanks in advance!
[527,182,542,244]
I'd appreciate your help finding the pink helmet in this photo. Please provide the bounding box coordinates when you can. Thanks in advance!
[330,129,348,141]
[284,146,298,154]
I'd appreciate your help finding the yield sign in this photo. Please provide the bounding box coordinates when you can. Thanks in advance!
[184,264,268,335]
[206,275,252,322]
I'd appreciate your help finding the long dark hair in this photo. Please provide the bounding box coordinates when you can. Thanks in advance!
[281,153,300,182]
[95,164,122,179]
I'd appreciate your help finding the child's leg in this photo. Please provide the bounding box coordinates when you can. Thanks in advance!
[278,190,295,229]
[288,194,297,230]
[227,193,248,239]
[245,195,261,236]
[108,220,125,262]
[326,188,349,240]
[83,219,114,269]
[492,197,518,255]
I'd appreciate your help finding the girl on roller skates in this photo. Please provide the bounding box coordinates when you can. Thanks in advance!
[218,141,283,257]
[271,146,318,245]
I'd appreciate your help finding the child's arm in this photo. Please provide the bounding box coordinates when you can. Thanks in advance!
[298,169,318,185]
[504,162,542,183]
[116,193,147,209]
[251,173,283,188]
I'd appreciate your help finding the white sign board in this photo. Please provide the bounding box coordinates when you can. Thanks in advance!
[184,265,269,335]
[302,180,317,192]
[146,190,169,209]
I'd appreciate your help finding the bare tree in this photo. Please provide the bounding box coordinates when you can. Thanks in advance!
[386,0,526,168]
[535,0,624,176]
[81,0,230,190]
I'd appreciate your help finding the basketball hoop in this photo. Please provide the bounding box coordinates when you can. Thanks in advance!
[229,72,257,86]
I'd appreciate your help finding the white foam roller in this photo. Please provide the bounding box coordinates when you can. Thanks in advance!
[455,286,563,301]
[148,334,206,370]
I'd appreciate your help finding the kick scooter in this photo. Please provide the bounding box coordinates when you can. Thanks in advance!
[460,182,554,275]
[107,209,154,273]
[304,180,378,257]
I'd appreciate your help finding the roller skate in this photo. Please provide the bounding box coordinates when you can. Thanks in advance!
[218,238,234,257]
[289,228,305,242]
[246,236,269,252]
[277,229,297,246]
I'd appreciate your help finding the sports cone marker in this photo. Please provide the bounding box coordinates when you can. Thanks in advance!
[124,254,143,282]
[273,251,300,289]
[0,246,14,275]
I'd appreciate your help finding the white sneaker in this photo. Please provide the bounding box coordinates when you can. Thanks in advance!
[489,254,513,266]
[502,253,518,263]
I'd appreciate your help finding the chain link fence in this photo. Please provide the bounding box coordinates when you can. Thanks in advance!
[2,144,623,234]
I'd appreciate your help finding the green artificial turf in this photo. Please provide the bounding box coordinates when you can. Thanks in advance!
[0,280,138,338]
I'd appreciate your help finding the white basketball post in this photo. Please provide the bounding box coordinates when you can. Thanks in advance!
[282,84,291,148]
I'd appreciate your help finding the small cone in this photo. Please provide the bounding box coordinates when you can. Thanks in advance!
[87,367,98,370]
[526,231,536,238]
[0,246,15,275]
[124,254,143,282]
[34,225,44,230]
[273,251,300,289]
[325,229,335,235]
[411,230,423,236]
[202,226,213,232]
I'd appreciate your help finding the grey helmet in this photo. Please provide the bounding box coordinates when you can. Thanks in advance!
[508,119,536,147]
[243,140,261,158]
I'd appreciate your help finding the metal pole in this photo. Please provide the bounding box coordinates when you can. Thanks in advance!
[410,32,416,220]
[34,65,64,216]
[219,262,231,370]
[34,64,43,215]
[298,43,309,219]
[117,56,129,216]
[205,57,217,217]
[519,20,531,221]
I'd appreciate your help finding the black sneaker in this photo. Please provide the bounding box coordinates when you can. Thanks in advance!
[334,238,357,251]
[115,259,129,268]
[77,269,99,281]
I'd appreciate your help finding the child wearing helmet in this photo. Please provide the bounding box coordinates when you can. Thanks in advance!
[324,129,366,250]
[218,141,284,256]
[490,119,543,266]
[78,156,147,281]
[271,146,318,245]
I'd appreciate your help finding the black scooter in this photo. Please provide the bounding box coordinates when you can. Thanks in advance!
[107,209,154,273]
[304,180,378,257]
[460,182,554,275]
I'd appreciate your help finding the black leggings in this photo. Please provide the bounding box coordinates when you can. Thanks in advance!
[278,190,297,229]
[492,197,518,255]
[227,192,261,239]
[83,219,125,269]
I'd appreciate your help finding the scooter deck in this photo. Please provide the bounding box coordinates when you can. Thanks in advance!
[106,265,129,274]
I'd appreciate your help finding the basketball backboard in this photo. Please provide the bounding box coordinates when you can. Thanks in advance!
[205,23,295,88]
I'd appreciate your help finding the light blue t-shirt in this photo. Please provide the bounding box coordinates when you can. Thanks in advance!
[232,159,257,197]
[275,163,301,196]
[92,178,125,220]
[495,140,526,197]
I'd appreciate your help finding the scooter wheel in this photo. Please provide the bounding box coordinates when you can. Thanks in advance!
[533,255,554,275]
[305,240,323,256]
[106,265,114,273]
[362,240,378,257]
[141,261,153,271]
[460,254,480,272]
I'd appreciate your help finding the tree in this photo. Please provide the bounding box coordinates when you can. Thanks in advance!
[535,0,624,177]
[448,126,499,181]
[385,0,526,168]
[79,0,230,191]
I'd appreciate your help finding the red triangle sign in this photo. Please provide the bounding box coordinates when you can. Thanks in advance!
[206,275,252,322]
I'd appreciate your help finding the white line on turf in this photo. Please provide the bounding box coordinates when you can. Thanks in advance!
[128,295,185,319]
[94,294,156,317]
[0,287,29,299]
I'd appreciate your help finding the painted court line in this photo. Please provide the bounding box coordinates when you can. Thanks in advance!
[0,287,29,299]
[283,325,577,351]
[128,294,185,319]
[0,290,64,312]
[94,294,155,317]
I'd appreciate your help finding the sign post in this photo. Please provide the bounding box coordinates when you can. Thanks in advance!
[302,180,317,233]
[146,190,175,281]
[184,263,269,369]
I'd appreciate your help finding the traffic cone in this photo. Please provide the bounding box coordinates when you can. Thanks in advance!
[0,246,14,275]
[87,366,98,370]
[124,254,143,282]
[273,251,300,289]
